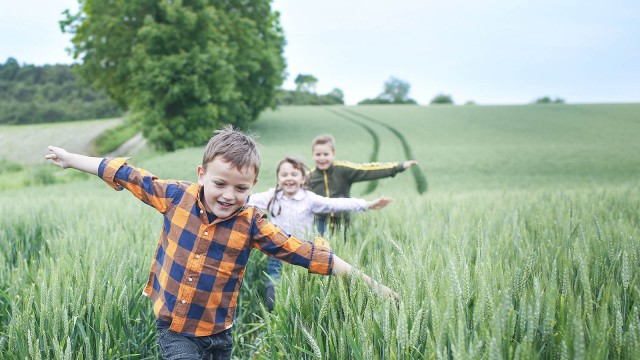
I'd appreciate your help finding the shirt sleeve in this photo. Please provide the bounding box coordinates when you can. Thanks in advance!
[98,157,180,214]
[339,161,404,183]
[250,210,333,275]
[246,189,275,211]
[307,190,368,214]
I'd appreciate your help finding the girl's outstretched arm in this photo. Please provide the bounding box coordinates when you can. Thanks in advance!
[366,196,393,210]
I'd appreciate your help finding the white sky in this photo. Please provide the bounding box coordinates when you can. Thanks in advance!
[2,0,639,105]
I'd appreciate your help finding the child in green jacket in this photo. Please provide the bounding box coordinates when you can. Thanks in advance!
[309,134,418,235]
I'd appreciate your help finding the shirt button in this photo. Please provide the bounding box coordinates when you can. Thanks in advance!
[188,277,193,282]
[200,210,204,214]
[196,254,201,259]
[204,231,208,236]
[181,300,186,304]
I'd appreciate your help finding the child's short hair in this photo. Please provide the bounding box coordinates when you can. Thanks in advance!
[203,124,261,177]
[311,134,335,151]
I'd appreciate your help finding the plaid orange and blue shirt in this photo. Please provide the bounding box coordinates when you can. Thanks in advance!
[98,157,334,336]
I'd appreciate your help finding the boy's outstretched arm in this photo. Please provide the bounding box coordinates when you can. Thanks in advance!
[45,146,102,175]
[402,160,418,169]
[366,196,393,210]
[332,255,399,300]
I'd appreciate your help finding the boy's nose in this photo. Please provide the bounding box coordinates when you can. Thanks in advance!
[221,187,234,199]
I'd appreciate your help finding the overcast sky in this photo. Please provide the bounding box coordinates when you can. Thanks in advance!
[2,0,639,105]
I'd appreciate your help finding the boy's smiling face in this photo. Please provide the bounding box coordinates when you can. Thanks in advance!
[198,157,258,218]
[312,143,335,170]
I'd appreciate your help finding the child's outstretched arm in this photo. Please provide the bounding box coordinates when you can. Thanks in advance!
[402,160,418,169]
[45,146,101,175]
[366,196,393,210]
[309,192,393,214]
[332,254,398,300]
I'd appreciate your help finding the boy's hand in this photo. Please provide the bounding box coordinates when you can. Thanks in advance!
[45,146,71,168]
[371,281,400,301]
[359,271,399,301]
[45,146,101,175]
[402,160,418,169]
[367,196,394,210]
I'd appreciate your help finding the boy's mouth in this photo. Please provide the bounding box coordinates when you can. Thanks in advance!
[218,201,234,208]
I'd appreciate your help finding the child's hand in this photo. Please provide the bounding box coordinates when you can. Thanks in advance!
[360,272,399,301]
[373,282,399,301]
[45,146,71,168]
[402,160,418,169]
[367,196,394,210]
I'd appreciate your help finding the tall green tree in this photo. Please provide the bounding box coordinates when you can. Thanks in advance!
[430,93,453,105]
[294,74,318,93]
[61,0,285,151]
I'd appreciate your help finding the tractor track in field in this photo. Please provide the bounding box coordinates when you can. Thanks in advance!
[326,108,381,195]
[341,108,428,194]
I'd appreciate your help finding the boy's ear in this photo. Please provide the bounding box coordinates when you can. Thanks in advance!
[197,165,205,186]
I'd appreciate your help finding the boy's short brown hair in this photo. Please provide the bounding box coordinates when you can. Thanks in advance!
[202,124,261,178]
[311,134,335,151]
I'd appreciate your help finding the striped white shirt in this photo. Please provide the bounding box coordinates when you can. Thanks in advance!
[248,189,368,237]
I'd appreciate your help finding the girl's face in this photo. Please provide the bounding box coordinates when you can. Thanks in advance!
[277,161,305,198]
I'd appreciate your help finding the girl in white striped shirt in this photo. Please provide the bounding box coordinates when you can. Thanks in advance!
[248,157,392,310]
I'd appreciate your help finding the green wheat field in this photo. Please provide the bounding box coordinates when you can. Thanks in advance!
[1,103,639,359]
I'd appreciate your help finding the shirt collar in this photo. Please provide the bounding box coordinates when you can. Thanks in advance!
[276,188,306,201]
[197,185,247,223]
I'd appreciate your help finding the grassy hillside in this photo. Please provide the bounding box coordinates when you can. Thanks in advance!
[131,103,640,196]
[0,118,122,164]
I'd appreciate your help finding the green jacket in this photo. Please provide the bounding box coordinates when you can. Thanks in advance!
[309,160,405,226]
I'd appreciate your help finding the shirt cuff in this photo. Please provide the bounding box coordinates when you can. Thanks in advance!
[308,236,334,275]
[98,157,130,190]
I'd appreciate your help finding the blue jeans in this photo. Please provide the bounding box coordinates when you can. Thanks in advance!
[265,257,283,311]
[316,217,327,236]
[266,257,283,286]
[156,319,233,360]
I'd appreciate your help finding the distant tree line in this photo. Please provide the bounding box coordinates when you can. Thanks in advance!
[534,96,565,104]
[359,77,417,105]
[0,58,122,125]
[275,74,344,105]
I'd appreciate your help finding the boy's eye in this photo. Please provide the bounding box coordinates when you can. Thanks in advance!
[214,181,225,187]
[236,187,249,192]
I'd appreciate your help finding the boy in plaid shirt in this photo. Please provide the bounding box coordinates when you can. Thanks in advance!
[46,125,395,359]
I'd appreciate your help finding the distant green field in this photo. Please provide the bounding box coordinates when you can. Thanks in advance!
[140,103,640,194]
[1,104,639,359]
